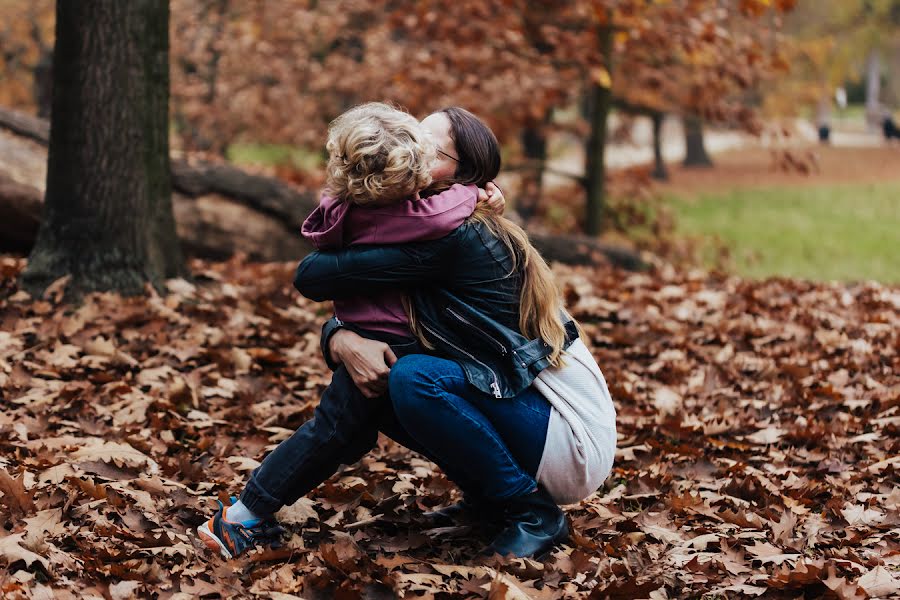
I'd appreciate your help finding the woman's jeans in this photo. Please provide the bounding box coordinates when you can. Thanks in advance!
[241,341,551,517]
[388,354,551,501]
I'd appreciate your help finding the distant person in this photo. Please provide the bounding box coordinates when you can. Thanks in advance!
[835,87,847,110]
[883,112,900,142]
[816,97,832,145]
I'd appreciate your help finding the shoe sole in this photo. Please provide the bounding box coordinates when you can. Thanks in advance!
[488,520,571,560]
[535,526,571,561]
[197,522,234,559]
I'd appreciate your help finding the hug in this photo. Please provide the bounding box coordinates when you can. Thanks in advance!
[197,103,618,560]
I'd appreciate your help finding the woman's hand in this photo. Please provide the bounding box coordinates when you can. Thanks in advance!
[329,329,398,398]
[477,181,505,215]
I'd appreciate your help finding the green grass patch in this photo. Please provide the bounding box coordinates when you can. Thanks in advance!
[226,143,324,170]
[670,182,900,283]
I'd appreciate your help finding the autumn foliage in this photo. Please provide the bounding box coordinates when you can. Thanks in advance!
[167,0,793,151]
[1,255,897,598]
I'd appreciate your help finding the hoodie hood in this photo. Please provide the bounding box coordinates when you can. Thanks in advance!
[301,193,350,250]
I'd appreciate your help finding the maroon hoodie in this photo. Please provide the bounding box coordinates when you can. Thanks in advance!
[300,183,478,336]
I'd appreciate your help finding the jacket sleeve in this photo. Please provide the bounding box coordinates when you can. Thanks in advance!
[293,228,459,301]
[346,184,477,245]
[320,316,345,370]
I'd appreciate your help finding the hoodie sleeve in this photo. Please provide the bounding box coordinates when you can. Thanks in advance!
[300,193,350,250]
[345,183,477,245]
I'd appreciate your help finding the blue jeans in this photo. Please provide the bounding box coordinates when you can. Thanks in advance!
[389,354,551,501]
[240,337,429,516]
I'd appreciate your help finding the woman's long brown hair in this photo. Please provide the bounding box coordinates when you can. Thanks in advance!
[412,107,569,367]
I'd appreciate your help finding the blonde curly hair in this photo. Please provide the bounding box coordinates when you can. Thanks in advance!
[324,103,436,206]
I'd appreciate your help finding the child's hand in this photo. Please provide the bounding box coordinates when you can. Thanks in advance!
[477,182,505,215]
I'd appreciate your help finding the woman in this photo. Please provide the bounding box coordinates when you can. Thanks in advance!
[299,108,617,558]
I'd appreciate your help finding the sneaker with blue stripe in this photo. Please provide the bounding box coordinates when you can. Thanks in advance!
[196,497,285,559]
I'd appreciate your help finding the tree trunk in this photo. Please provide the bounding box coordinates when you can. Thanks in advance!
[682,115,713,168]
[518,112,550,222]
[865,49,881,129]
[33,50,53,120]
[584,25,613,236]
[650,112,668,181]
[22,0,184,298]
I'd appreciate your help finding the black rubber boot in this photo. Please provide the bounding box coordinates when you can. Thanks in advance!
[487,486,568,559]
[423,497,500,527]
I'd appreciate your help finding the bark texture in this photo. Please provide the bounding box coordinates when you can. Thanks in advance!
[682,115,713,168]
[22,0,184,298]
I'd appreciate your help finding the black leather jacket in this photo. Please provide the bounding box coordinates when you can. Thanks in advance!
[294,221,578,399]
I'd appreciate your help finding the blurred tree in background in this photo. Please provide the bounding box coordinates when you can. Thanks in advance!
[0,0,53,117]
[169,0,793,233]
[768,0,900,125]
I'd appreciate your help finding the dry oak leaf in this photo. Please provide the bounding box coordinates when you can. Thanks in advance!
[823,565,867,600]
[71,439,160,474]
[22,508,64,550]
[652,386,681,416]
[746,541,801,565]
[275,497,318,525]
[488,572,533,600]
[744,426,785,445]
[108,580,141,600]
[841,504,885,527]
[0,467,36,518]
[0,532,50,570]
[771,509,798,544]
[857,566,900,597]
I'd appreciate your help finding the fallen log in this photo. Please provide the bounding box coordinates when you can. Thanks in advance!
[0,106,643,269]
[529,231,644,270]
[0,173,41,251]
[0,106,49,144]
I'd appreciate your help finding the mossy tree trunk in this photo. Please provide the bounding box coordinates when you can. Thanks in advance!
[22,0,184,299]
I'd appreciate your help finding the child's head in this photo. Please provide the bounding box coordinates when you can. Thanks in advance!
[325,102,435,206]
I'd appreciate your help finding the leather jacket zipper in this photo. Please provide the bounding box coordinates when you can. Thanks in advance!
[445,307,508,356]
[421,322,503,398]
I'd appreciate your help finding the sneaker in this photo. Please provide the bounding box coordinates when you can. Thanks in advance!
[196,497,285,559]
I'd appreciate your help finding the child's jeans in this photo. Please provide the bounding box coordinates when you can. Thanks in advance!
[240,335,426,517]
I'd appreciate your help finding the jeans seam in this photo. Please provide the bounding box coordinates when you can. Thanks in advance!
[419,372,534,491]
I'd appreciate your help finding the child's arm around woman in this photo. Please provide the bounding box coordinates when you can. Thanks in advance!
[301,183,479,250]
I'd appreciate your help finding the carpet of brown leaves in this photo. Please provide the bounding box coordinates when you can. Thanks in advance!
[1,256,898,599]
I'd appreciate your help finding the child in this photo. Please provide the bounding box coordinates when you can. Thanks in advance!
[300,102,482,338]
[196,103,503,558]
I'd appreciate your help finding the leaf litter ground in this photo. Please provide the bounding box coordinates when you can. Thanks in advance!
[0,256,897,599]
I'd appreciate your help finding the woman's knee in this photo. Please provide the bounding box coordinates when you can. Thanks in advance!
[389,354,463,415]
[388,354,433,406]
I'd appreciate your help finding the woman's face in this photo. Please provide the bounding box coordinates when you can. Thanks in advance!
[421,112,458,181]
